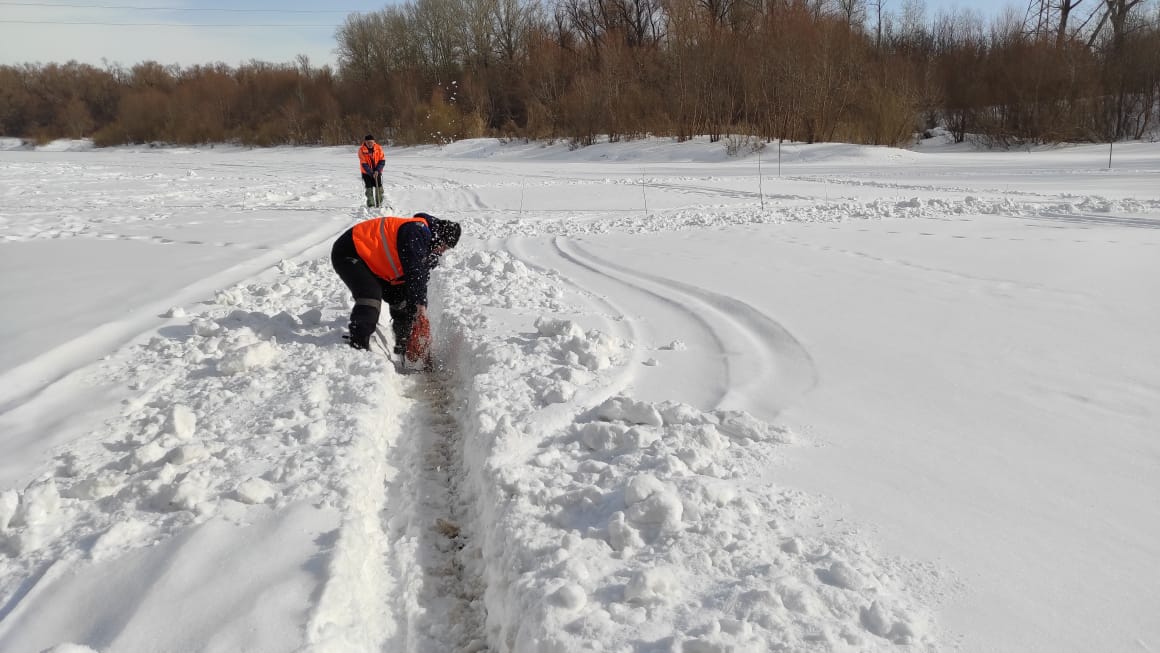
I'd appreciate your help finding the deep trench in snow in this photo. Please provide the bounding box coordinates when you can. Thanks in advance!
[392,367,488,652]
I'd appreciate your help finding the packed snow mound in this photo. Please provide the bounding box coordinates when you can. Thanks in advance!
[34,139,95,152]
[402,136,743,163]
[0,257,401,650]
[0,137,26,151]
[433,248,939,650]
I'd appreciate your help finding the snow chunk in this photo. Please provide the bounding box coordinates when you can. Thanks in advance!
[818,560,864,590]
[540,381,576,405]
[595,396,663,426]
[0,489,18,530]
[779,581,824,615]
[165,444,211,466]
[12,480,60,527]
[624,567,679,604]
[129,441,168,470]
[214,287,246,306]
[64,470,125,501]
[548,583,587,611]
[714,410,792,444]
[608,512,645,550]
[578,422,629,451]
[167,404,197,440]
[626,489,683,530]
[625,474,665,505]
[217,341,280,375]
[578,351,611,371]
[536,317,585,339]
[551,366,592,385]
[90,518,154,562]
[860,600,917,644]
[151,471,213,513]
[657,401,715,426]
[235,478,276,504]
[191,317,222,337]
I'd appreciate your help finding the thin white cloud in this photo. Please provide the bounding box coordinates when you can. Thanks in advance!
[0,2,342,66]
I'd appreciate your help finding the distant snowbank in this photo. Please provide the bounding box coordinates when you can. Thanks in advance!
[0,138,98,152]
[34,139,95,152]
[393,135,927,166]
[16,133,1157,166]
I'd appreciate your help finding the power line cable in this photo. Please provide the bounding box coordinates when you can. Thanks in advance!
[0,19,338,26]
[0,1,363,11]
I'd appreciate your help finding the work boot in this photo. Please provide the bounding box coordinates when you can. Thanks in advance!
[374,186,384,208]
[365,188,374,208]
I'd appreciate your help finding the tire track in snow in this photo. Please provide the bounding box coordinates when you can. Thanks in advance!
[504,235,645,396]
[531,235,732,409]
[557,238,818,415]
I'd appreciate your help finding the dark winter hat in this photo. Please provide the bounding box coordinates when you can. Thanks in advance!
[364,134,374,141]
[433,220,462,249]
[416,213,461,248]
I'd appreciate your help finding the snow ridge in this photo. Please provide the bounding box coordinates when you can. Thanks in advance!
[437,193,1160,241]
[304,368,400,652]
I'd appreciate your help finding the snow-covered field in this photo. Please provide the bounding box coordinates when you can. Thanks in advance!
[1,135,1157,653]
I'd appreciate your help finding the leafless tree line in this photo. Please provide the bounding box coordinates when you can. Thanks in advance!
[1,0,1157,148]
[0,57,359,146]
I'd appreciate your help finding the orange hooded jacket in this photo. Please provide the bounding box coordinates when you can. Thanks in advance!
[351,216,428,284]
[359,142,385,176]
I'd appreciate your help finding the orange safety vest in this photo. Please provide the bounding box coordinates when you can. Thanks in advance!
[351,216,429,284]
[359,142,385,175]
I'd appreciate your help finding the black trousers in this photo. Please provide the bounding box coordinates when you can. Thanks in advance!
[331,228,416,350]
[361,173,383,189]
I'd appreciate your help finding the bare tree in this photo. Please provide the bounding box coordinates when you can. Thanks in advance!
[872,0,886,48]
[1055,0,1085,45]
[837,0,867,27]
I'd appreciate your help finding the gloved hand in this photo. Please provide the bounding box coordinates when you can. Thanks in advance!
[405,308,431,364]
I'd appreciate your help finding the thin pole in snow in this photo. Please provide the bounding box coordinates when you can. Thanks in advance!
[757,149,765,211]
[778,140,782,177]
[1109,141,1113,169]
[641,168,648,217]
[519,176,526,217]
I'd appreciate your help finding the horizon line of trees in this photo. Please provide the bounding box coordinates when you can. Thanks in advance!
[1,0,1157,150]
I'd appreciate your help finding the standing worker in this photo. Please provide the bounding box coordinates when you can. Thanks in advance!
[331,213,462,364]
[359,134,386,208]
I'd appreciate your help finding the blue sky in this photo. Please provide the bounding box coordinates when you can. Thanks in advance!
[0,0,1021,68]
[0,0,383,67]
